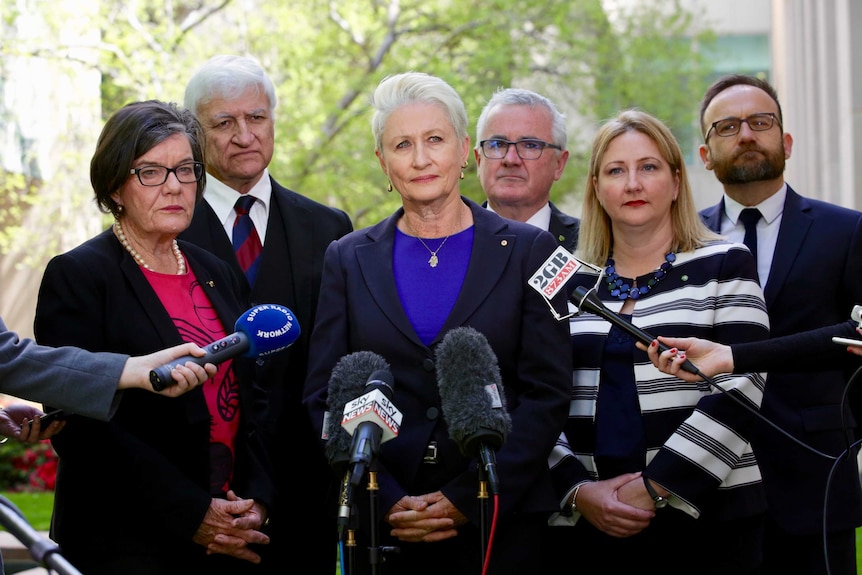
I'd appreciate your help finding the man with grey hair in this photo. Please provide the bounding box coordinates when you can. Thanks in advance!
[181,54,353,574]
[475,87,578,252]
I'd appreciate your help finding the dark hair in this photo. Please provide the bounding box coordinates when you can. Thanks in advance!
[699,74,783,137]
[90,100,205,217]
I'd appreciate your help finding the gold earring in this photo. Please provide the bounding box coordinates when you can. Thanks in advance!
[462,160,468,168]
[387,181,392,193]
[460,171,465,180]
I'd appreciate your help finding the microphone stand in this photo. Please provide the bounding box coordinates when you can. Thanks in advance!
[367,468,381,575]
[0,495,83,575]
[477,464,490,570]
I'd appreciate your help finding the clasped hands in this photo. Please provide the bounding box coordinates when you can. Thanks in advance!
[193,489,270,564]
[386,490,468,543]
[574,472,658,539]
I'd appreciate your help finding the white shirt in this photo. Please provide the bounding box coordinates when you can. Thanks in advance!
[202,168,272,245]
[486,201,552,231]
[719,184,786,288]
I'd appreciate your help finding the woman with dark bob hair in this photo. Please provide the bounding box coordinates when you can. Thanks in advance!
[34,100,275,574]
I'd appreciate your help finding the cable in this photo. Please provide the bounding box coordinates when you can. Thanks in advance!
[571,284,838,461]
[481,493,500,575]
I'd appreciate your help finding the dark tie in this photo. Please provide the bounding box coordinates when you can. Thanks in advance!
[232,195,262,286]
[739,208,762,267]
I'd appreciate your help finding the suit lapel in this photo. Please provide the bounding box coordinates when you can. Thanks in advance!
[355,210,424,347]
[764,187,811,305]
[700,199,724,233]
[437,202,512,343]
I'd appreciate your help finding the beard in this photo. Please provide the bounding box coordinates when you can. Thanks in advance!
[710,144,785,185]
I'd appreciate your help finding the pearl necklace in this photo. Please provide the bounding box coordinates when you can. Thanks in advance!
[605,252,675,300]
[113,220,186,275]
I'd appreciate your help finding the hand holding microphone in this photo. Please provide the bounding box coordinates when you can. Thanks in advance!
[572,285,702,377]
[436,326,511,495]
[149,304,300,390]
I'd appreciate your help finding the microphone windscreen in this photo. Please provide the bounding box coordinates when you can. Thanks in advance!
[235,304,301,357]
[436,327,512,456]
[324,351,391,466]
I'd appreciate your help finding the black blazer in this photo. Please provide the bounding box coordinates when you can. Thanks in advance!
[34,229,274,566]
[548,201,580,253]
[303,197,572,525]
[179,177,352,574]
[480,200,580,253]
[701,186,862,535]
[179,178,353,437]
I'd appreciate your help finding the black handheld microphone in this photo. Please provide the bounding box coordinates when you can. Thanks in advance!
[323,351,392,534]
[149,304,300,390]
[571,285,700,375]
[436,326,511,495]
[342,369,400,487]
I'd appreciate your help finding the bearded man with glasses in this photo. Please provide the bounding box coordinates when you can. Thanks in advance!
[697,74,862,575]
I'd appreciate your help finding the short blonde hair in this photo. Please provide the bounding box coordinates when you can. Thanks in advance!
[577,109,721,266]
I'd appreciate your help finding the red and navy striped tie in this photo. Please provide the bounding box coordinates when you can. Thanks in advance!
[232,195,262,286]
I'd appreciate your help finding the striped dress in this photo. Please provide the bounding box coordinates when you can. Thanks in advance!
[550,240,769,524]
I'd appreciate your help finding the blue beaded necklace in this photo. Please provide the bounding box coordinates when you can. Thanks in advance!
[605,252,676,300]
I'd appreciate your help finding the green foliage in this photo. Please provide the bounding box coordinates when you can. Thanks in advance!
[0,0,717,237]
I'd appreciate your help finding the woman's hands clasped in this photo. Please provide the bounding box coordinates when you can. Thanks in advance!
[193,490,270,564]
[386,491,467,543]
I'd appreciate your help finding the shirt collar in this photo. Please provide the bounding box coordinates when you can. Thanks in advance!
[723,183,786,226]
[202,168,272,225]
[486,201,552,231]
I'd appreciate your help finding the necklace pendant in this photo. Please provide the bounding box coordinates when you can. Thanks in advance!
[428,254,439,267]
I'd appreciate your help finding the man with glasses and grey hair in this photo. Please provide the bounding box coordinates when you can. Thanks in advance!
[474,88,579,252]
[697,74,862,575]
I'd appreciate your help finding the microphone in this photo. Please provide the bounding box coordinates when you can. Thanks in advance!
[571,285,700,375]
[322,351,393,534]
[342,369,401,487]
[436,326,511,494]
[324,351,391,468]
[149,304,300,391]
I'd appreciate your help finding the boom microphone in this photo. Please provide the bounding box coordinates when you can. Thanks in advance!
[149,304,300,391]
[436,326,511,495]
[571,285,700,375]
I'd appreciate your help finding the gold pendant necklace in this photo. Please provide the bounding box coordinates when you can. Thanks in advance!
[416,235,451,268]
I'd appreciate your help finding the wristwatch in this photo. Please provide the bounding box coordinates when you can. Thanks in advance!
[643,476,668,509]
[568,483,584,516]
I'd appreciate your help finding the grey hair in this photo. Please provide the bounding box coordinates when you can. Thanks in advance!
[184,54,277,116]
[370,72,467,153]
[475,87,567,150]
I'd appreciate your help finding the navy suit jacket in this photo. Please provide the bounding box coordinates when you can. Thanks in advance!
[303,197,572,529]
[34,230,274,564]
[701,186,862,535]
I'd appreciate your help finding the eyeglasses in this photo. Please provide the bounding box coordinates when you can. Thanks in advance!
[479,139,562,160]
[129,162,205,186]
[705,113,780,140]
